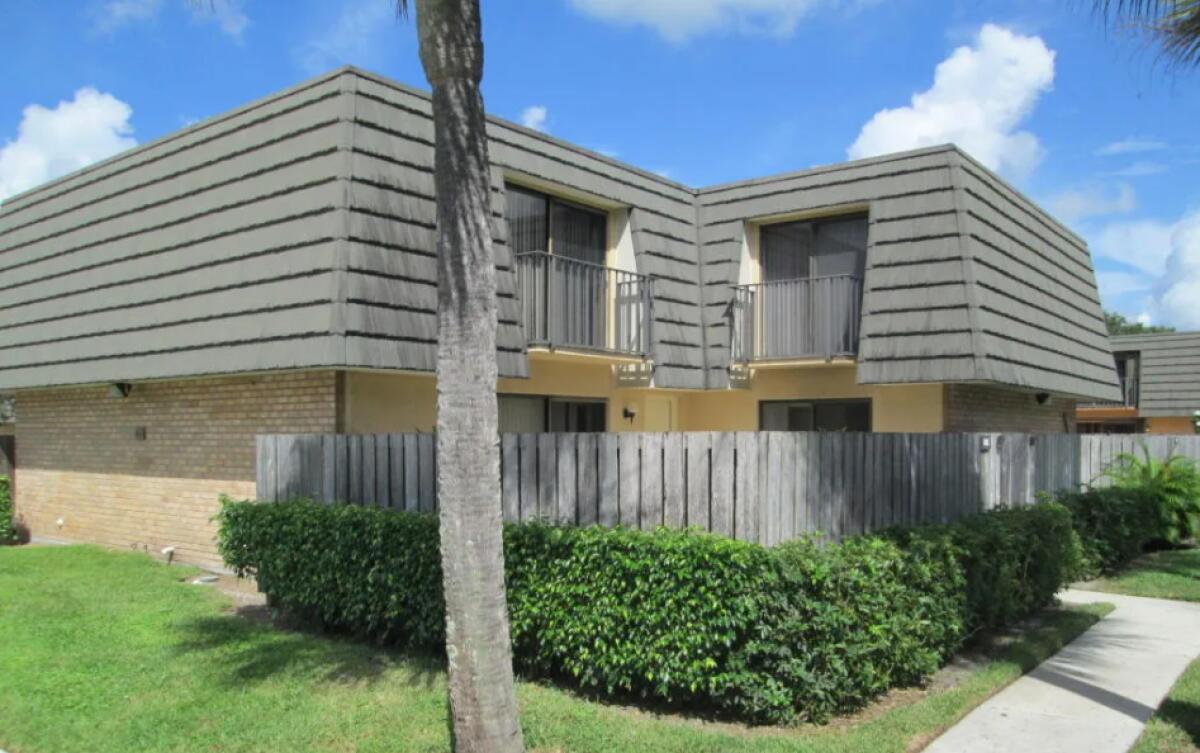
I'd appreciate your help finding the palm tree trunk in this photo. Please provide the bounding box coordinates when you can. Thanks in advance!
[415,1,524,751]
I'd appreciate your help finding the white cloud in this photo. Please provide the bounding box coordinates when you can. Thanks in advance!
[1096,270,1151,299]
[1105,160,1168,178]
[1048,183,1136,224]
[1093,218,1176,277]
[1158,213,1200,329]
[1137,312,1153,326]
[297,0,395,74]
[567,0,853,43]
[1095,139,1167,156]
[94,0,248,39]
[93,0,161,32]
[520,105,549,132]
[0,88,137,203]
[193,0,250,41]
[848,24,1055,179]
[1092,210,1200,330]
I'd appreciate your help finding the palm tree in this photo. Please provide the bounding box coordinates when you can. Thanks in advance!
[399,1,524,751]
[1093,0,1200,66]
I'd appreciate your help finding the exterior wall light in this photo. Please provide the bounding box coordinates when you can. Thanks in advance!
[980,436,991,453]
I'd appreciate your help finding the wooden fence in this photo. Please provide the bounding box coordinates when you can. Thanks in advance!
[256,431,1200,546]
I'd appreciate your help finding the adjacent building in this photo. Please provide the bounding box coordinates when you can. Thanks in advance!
[0,67,1120,565]
[1077,332,1200,434]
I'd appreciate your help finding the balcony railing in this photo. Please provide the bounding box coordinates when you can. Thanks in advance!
[729,274,863,362]
[1081,377,1139,409]
[514,251,653,357]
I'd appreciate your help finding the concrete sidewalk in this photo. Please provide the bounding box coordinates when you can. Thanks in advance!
[924,589,1200,753]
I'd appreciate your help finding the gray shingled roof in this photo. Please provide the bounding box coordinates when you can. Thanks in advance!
[0,67,1120,401]
[1111,332,1200,417]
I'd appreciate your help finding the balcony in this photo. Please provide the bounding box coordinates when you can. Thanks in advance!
[729,274,863,363]
[514,251,653,357]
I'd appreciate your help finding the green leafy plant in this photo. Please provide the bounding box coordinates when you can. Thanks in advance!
[0,476,15,546]
[1058,487,1161,578]
[218,498,974,725]
[1103,445,1200,544]
[886,503,1080,634]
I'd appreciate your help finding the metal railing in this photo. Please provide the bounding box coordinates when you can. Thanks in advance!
[729,274,863,362]
[1081,377,1139,408]
[514,251,653,356]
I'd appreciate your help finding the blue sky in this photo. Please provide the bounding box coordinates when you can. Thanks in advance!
[3,0,1199,328]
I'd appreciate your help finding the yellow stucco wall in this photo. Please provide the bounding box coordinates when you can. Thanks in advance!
[676,366,943,432]
[343,359,945,434]
[1144,416,1198,435]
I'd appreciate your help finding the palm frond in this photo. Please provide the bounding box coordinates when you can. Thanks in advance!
[1095,0,1200,66]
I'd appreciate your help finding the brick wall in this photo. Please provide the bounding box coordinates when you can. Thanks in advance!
[943,383,1077,433]
[13,371,338,569]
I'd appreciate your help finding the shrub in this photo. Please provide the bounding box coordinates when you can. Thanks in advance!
[888,503,1079,633]
[763,535,965,721]
[0,476,14,545]
[505,522,792,722]
[219,499,965,724]
[1058,487,1160,578]
[1103,447,1200,544]
[217,498,445,649]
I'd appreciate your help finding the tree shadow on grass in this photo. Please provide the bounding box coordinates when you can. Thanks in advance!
[1156,698,1200,747]
[170,611,444,692]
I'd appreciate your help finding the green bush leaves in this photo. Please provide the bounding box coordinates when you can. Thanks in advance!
[1060,488,1163,578]
[0,476,14,545]
[221,497,1083,724]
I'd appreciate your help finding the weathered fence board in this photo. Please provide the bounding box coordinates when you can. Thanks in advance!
[256,431,1200,545]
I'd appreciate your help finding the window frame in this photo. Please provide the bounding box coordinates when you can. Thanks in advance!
[497,393,609,433]
[757,398,873,432]
[758,212,869,284]
[505,182,610,263]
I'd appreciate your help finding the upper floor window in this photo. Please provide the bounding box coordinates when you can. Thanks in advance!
[760,214,868,283]
[506,183,607,266]
[1114,350,1140,407]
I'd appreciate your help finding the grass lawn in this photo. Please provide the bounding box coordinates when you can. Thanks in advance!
[0,545,1110,753]
[1082,546,1200,753]
[1081,547,1200,603]
[1132,658,1200,753]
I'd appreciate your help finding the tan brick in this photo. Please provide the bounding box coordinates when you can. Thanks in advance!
[942,383,1077,433]
[12,370,338,570]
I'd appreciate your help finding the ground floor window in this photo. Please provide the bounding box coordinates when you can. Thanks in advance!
[498,395,607,433]
[759,399,871,432]
[1077,420,1140,434]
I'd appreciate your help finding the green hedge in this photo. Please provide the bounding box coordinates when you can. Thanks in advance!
[885,503,1080,633]
[1059,487,1161,578]
[0,476,15,546]
[219,499,967,724]
[764,535,964,720]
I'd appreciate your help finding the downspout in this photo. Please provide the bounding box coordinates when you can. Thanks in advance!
[333,69,358,432]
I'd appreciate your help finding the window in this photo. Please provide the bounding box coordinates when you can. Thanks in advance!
[497,394,607,433]
[1114,351,1140,407]
[506,184,607,265]
[759,399,871,432]
[760,214,867,283]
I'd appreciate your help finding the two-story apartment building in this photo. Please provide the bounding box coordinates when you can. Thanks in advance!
[1077,332,1200,434]
[0,67,1120,565]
